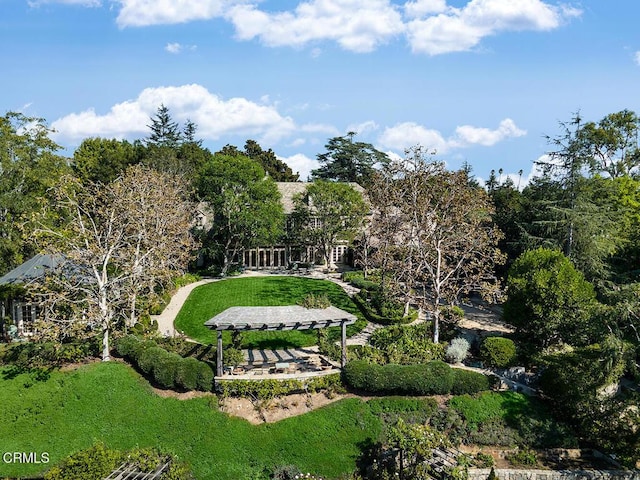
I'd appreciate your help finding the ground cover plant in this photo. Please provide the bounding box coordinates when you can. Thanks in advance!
[0,361,380,480]
[441,391,578,449]
[174,276,365,347]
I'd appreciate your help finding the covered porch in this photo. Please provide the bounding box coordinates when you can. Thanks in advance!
[204,305,357,377]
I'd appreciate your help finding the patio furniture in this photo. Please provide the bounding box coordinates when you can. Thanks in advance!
[275,362,290,373]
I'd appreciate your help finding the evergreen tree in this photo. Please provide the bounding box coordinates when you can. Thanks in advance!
[312,132,389,186]
[146,104,181,148]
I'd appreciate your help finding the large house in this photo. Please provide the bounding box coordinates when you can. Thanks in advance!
[234,182,365,270]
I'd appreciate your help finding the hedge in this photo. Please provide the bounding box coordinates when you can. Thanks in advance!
[343,360,490,396]
[341,271,379,291]
[451,368,491,394]
[352,291,416,325]
[114,335,214,391]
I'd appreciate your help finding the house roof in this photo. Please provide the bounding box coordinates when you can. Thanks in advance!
[0,254,63,285]
[275,182,365,214]
[204,305,357,331]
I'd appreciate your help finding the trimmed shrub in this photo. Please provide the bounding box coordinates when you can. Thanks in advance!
[114,334,140,359]
[446,337,470,364]
[0,338,100,369]
[152,352,181,389]
[451,368,491,394]
[137,346,164,375]
[480,337,517,368]
[195,361,214,391]
[352,291,416,325]
[341,271,379,291]
[343,360,459,395]
[115,335,215,392]
[175,357,201,391]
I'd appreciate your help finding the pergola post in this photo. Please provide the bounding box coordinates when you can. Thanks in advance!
[341,320,347,368]
[216,330,223,377]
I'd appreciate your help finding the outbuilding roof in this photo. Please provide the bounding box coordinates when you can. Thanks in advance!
[204,305,357,331]
[0,254,63,285]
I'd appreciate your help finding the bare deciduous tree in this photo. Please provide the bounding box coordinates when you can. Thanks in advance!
[34,166,195,360]
[370,146,505,343]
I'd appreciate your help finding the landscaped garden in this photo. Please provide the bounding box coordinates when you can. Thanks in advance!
[174,276,365,348]
[0,359,577,479]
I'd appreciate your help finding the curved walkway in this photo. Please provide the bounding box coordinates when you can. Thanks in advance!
[152,278,217,337]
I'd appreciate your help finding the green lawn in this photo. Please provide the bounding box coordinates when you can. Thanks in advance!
[0,362,380,479]
[174,276,366,348]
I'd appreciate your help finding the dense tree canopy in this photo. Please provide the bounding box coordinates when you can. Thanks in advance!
[291,180,367,268]
[217,140,299,182]
[72,137,144,184]
[503,248,598,352]
[0,112,70,276]
[196,154,284,275]
[311,132,389,185]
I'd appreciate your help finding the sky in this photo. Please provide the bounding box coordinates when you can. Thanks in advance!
[2,0,640,185]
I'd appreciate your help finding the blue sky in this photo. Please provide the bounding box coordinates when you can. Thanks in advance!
[2,0,640,184]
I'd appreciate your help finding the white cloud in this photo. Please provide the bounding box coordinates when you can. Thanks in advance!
[278,153,318,180]
[37,0,581,55]
[378,121,449,152]
[406,0,582,55]
[165,42,182,54]
[635,51,640,66]
[115,0,246,28]
[453,118,526,147]
[404,0,448,18]
[51,84,297,144]
[378,118,526,152]
[226,0,405,53]
[346,120,379,136]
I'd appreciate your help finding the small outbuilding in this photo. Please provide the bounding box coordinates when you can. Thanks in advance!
[204,305,357,376]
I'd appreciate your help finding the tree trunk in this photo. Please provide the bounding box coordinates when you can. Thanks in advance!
[102,326,110,361]
[432,308,440,344]
[128,291,137,329]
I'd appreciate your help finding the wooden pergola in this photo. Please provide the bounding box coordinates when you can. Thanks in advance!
[204,305,357,376]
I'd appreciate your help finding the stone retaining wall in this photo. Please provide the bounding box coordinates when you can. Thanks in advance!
[468,469,640,480]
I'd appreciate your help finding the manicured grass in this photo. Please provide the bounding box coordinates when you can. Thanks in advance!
[0,362,380,479]
[174,276,366,347]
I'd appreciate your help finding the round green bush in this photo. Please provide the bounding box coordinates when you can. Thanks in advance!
[152,352,181,389]
[137,346,165,375]
[480,337,517,368]
[114,335,141,359]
